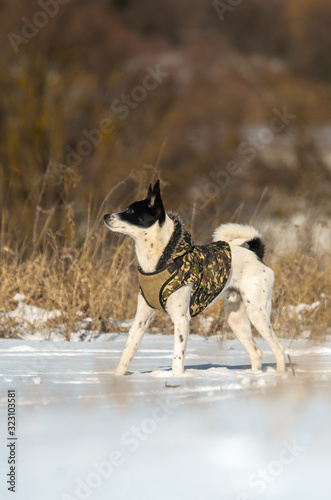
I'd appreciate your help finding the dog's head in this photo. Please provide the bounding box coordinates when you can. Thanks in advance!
[104,180,166,237]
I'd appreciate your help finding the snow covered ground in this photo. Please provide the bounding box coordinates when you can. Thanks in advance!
[0,317,331,500]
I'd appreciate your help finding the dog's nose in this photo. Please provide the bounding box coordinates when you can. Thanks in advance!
[104,214,111,223]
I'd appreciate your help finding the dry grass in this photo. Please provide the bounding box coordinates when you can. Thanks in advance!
[271,242,331,341]
[0,176,138,339]
[0,175,330,342]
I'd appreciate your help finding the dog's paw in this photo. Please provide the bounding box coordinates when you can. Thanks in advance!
[113,368,127,376]
[171,368,184,377]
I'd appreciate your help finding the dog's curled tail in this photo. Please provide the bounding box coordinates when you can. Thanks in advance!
[213,223,265,261]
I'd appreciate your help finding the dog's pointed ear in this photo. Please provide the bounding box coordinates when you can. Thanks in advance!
[152,179,161,199]
[147,179,165,223]
[147,180,161,205]
[147,183,153,201]
[149,180,161,206]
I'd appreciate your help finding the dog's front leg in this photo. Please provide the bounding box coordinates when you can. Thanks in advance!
[114,293,154,376]
[166,285,192,376]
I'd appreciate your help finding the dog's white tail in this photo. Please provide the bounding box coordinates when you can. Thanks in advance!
[213,223,265,260]
[213,223,261,244]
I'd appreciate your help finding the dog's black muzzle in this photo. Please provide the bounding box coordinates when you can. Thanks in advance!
[104,214,113,226]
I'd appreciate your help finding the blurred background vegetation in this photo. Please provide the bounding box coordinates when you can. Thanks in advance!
[0,0,330,337]
[1,0,331,239]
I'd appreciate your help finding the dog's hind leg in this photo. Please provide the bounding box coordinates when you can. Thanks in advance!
[166,285,192,376]
[225,289,263,371]
[241,265,285,372]
[114,293,154,376]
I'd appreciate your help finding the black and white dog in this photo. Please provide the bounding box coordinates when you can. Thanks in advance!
[104,180,285,376]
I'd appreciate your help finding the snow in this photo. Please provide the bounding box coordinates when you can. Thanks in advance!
[1,293,62,328]
[283,300,322,321]
[0,326,331,500]
[0,295,331,499]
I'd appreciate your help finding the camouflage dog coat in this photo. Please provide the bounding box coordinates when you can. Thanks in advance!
[138,215,232,317]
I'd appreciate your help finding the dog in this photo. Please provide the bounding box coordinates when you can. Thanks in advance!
[104,180,285,376]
